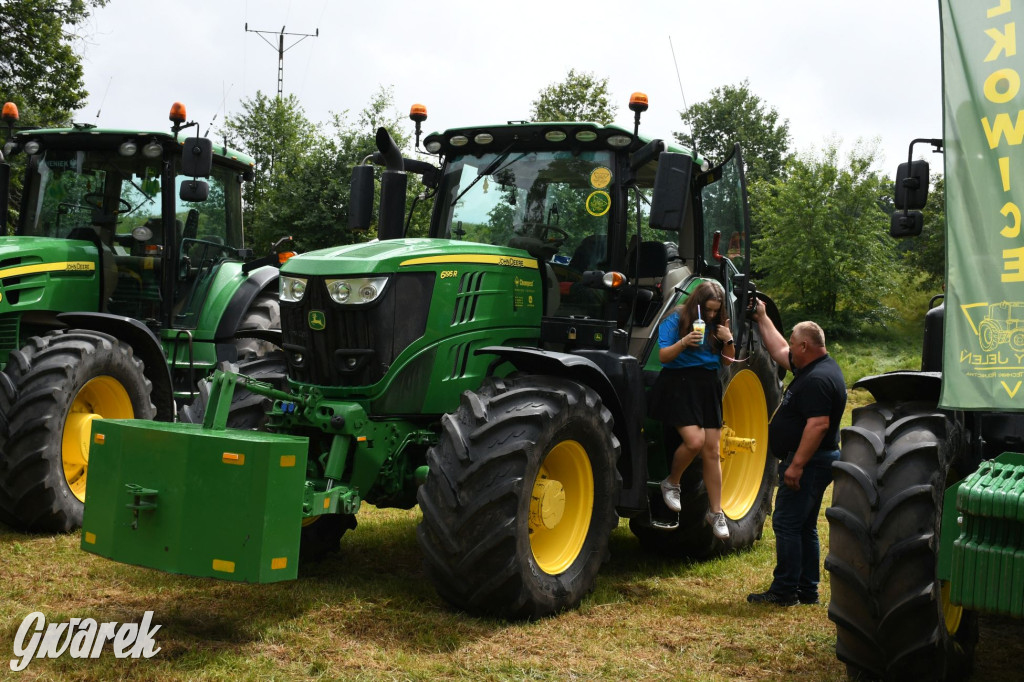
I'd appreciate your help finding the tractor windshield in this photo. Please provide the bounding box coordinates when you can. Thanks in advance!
[437,150,616,270]
[18,148,244,252]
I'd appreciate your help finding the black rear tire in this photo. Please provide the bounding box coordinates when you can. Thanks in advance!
[417,375,621,618]
[0,330,155,533]
[825,402,978,681]
[0,372,19,527]
[233,291,281,361]
[178,351,288,428]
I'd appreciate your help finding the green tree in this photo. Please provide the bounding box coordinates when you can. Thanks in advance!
[0,0,108,127]
[223,87,420,252]
[751,141,896,333]
[675,80,791,186]
[898,173,946,287]
[530,69,617,125]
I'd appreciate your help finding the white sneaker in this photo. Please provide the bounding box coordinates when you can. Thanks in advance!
[705,510,730,539]
[660,479,681,512]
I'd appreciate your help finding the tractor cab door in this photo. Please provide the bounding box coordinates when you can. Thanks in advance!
[697,144,751,342]
[170,161,246,329]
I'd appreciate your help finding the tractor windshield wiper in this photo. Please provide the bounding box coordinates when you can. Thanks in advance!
[451,141,520,207]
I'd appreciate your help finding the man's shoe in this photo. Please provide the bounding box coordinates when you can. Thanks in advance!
[746,590,798,607]
[660,479,681,512]
[705,510,730,539]
[798,593,820,605]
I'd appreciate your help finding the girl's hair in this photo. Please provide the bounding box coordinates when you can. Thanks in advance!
[672,280,729,344]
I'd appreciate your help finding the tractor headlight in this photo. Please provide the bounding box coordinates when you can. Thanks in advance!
[325,276,388,305]
[280,275,307,302]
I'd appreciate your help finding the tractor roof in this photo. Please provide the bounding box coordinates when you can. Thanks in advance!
[423,121,701,164]
[13,126,256,171]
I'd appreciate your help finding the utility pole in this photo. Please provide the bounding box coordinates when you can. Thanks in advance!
[244,24,319,99]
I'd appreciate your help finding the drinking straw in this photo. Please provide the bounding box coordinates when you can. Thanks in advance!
[697,305,702,321]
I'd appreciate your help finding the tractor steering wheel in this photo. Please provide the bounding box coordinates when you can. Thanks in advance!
[83,193,131,214]
[539,224,570,243]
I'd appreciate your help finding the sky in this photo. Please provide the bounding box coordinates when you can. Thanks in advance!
[75,0,944,173]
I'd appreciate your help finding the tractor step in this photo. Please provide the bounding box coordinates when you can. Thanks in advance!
[81,419,309,583]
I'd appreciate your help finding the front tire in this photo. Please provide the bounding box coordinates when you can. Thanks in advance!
[825,402,978,681]
[1,330,155,532]
[417,375,621,618]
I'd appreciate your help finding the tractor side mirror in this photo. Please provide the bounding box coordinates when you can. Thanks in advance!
[349,164,374,230]
[894,159,929,210]
[629,138,665,171]
[179,179,209,202]
[649,152,693,231]
[181,137,213,178]
[890,211,924,238]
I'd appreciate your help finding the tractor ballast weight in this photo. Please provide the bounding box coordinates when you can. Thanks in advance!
[83,102,784,618]
[0,103,287,533]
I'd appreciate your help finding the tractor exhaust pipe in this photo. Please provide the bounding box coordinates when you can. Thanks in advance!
[375,127,407,241]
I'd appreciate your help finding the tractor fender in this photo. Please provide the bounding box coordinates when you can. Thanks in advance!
[55,312,174,421]
[477,345,648,516]
[213,264,279,359]
[853,370,942,404]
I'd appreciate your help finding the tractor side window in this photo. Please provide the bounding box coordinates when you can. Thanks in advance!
[173,164,244,252]
[171,164,245,328]
[700,151,749,275]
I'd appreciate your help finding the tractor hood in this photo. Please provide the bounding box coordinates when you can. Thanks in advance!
[280,238,537,277]
[0,236,101,276]
[0,236,104,315]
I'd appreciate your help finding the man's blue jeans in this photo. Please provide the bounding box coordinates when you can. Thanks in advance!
[768,449,840,599]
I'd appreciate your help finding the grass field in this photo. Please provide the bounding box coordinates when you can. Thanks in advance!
[2,336,1023,680]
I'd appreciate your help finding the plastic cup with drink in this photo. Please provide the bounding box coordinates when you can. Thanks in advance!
[693,306,706,344]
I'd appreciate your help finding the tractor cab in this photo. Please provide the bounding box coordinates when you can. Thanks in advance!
[10,125,249,326]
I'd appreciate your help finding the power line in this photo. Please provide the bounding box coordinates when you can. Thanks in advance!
[244,24,319,100]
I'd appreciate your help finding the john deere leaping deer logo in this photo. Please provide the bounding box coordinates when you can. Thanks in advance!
[308,310,326,331]
[976,302,1024,352]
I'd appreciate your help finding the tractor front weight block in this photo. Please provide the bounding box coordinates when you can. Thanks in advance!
[82,419,309,583]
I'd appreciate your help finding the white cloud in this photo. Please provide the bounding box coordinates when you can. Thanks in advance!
[76,0,943,172]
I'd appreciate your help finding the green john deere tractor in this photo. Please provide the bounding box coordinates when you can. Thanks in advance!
[82,96,785,618]
[0,102,285,533]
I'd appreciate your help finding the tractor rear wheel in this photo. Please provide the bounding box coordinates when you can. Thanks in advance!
[417,375,621,618]
[826,402,978,681]
[630,338,781,559]
[178,351,288,427]
[0,330,155,533]
[234,291,281,361]
[179,352,357,558]
[0,372,19,527]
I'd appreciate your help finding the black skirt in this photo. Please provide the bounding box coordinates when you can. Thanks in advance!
[648,367,723,429]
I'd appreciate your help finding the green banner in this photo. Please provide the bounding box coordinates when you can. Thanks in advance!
[940,0,1024,410]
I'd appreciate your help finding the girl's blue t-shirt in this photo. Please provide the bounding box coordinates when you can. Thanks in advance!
[658,311,720,370]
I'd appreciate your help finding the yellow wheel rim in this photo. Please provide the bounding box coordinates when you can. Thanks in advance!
[720,369,769,519]
[62,376,134,502]
[940,580,964,636]
[529,439,594,575]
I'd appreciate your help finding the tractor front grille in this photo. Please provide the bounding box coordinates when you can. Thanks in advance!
[281,272,434,387]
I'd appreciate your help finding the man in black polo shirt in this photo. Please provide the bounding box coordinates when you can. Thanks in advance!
[746,301,847,607]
